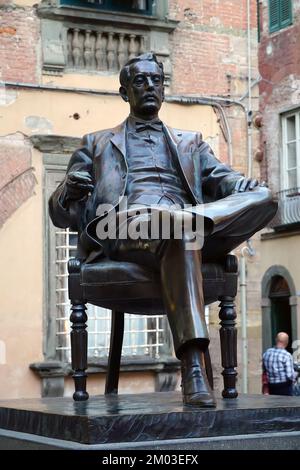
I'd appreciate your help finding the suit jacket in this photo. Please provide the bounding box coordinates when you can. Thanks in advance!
[49,119,242,256]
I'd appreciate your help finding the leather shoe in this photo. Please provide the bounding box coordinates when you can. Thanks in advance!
[180,346,216,408]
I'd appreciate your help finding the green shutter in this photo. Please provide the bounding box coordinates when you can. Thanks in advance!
[280,0,293,28]
[269,0,280,32]
[257,0,260,42]
[269,0,292,33]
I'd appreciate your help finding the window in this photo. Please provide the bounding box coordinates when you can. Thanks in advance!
[268,110,300,229]
[60,0,153,15]
[269,0,292,33]
[55,228,167,362]
[282,110,300,190]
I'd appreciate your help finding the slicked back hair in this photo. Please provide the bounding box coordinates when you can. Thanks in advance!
[119,52,164,88]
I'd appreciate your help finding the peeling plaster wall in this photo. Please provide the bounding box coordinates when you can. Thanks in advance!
[0,133,36,228]
[0,0,262,398]
[0,146,43,398]
[0,89,219,138]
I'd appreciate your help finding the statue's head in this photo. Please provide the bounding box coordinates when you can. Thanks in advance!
[119,52,165,120]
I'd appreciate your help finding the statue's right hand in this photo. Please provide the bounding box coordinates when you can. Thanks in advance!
[65,171,94,200]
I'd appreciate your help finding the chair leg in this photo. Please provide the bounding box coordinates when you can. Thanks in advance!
[204,348,214,390]
[219,295,238,398]
[105,310,124,395]
[70,302,89,401]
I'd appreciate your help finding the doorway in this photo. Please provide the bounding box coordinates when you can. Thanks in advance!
[262,266,297,355]
[269,275,292,352]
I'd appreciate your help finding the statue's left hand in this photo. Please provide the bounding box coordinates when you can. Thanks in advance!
[233,177,267,193]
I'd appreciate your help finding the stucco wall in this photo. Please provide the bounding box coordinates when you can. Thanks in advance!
[0,90,218,399]
[0,0,261,399]
[261,234,300,290]
[0,148,43,398]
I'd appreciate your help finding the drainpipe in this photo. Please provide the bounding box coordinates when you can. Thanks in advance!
[240,249,248,393]
[240,240,255,393]
[247,0,253,178]
[238,0,254,396]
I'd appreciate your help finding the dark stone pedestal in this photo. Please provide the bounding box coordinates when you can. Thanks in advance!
[1,393,300,449]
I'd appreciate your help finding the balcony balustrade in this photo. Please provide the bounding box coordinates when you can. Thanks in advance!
[67,28,146,71]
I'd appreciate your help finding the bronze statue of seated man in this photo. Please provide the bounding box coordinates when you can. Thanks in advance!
[49,53,277,408]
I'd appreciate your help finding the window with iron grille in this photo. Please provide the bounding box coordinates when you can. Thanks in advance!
[269,0,292,33]
[60,0,152,15]
[55,228,168,362]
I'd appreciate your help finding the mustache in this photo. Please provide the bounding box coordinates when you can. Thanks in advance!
[143,94,159,100]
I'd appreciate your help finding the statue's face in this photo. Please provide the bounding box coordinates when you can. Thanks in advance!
[125,60,164,119]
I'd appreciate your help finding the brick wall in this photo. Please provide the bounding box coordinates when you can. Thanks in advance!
[0,0,258,96]
[169,0,258,96]
[0,3,40,225]
[168,0,260,175]
[0,3,40,84]
[258,0,300,188]
[0,134,36,228]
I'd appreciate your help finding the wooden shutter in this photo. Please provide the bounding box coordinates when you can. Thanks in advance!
[269,0,280,32]
[280,0,293,28]
[269,0,292,33]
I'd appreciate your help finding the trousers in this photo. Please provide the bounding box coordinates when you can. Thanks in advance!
[268,381,293,396]
[108,187,277,357]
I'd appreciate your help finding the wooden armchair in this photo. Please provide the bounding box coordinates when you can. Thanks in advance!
[68,253,239,401]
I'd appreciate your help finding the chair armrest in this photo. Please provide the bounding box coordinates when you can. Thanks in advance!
[68,258,84,303]
[68,258,82,275]
[224,254,238,273]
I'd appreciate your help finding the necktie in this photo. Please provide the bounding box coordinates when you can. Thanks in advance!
[135,120,163,133]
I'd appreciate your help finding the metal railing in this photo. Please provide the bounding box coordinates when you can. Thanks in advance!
[269,187,300,228]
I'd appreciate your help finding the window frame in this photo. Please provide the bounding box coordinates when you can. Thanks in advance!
[59,0,153,16]
[43,154,71,361]
[269,0,293,34]
[281,109,300,191]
